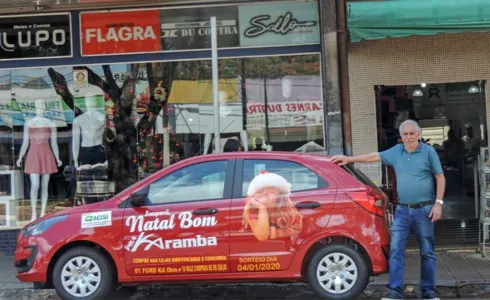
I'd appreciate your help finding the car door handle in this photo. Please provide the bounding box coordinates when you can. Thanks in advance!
[295,202,321,209]
[193,208,219,215]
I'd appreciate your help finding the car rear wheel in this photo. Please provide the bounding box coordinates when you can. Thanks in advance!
[308,244,369,300]
[52,247,113,300]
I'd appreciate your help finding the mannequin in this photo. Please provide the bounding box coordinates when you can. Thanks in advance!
[72,94,106,168]
[16,99,62,221]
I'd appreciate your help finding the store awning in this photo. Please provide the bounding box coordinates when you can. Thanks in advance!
[347,0,490,42]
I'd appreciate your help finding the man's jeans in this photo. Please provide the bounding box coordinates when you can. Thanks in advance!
[389,204,436,298]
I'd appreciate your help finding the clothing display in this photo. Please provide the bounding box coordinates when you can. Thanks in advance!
[76,165,114,204]
[79,145,106,166]
[24,127,58,174]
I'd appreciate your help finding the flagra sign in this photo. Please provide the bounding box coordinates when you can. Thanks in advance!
[81,10,161,55]
[0,13,72,60]
[80,1,319,55]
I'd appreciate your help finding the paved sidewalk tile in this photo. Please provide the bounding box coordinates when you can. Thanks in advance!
[463,253,490,282]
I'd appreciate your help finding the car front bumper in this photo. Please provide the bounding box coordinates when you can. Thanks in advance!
[14,236,49,283]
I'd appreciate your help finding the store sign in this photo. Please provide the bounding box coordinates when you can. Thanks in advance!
[239,2,319,47]
[0,13,71,60]
[246,100,323,130]
[160,7,239,50]
[80,1,319,55]
[81,10,161,55]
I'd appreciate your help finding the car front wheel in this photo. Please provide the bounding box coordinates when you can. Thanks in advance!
[52,247,113,300]
[308,243,369,300]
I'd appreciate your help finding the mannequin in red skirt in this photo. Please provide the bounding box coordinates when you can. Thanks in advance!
[17,99,62,221]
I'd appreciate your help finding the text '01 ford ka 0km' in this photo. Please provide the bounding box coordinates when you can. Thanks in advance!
[14,152,390,300]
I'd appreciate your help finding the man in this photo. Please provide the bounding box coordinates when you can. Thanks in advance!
[332,119,445,300]
[462,125,482,154]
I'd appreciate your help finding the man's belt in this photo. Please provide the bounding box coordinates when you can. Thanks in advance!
[398,200,434,209]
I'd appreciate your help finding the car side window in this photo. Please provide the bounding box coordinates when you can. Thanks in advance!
[242,159,328,197]
[148,160,228,205]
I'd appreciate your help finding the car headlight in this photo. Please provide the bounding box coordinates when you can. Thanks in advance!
[22,215,68,237]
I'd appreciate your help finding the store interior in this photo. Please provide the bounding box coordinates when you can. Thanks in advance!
[0,54,324,229]
[375,81,488,247]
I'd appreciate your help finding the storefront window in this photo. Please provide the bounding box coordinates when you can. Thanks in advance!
[0,53,323,229]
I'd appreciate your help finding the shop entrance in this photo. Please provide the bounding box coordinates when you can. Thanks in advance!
[375,82,488,247]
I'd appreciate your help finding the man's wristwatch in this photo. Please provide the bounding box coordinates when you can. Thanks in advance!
[436,199,444,205]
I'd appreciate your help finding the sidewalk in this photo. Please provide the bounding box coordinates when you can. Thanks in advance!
[1,251,490,299]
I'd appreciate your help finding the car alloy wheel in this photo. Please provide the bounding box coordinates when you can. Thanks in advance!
[60,256,102,297]
[53,247,114,300]
[316,252,358,294]
[308,244,369,300]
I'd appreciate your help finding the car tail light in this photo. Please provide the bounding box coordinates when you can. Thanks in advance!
[346,187,385,217]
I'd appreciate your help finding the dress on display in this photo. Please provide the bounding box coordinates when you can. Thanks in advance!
[25,127,57,174]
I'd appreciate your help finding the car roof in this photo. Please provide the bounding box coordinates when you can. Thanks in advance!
[187,151,333,163]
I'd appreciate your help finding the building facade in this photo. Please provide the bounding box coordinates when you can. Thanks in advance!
[346,0,490,246]
[0,0,341,237]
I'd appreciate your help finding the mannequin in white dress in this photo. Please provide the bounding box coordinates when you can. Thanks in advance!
[16,99,62,221]
[72,94,106,168]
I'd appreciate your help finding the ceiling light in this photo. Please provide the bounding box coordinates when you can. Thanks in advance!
[421,83,427,88]
[469,85,480,93]
[412,88,423,97]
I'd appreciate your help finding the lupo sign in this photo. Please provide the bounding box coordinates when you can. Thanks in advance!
[0,13,72,60]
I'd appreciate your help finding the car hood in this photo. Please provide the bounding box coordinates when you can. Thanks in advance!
[23,202,104,227]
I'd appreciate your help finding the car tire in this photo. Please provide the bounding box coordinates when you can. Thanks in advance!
[308,243,369,300]
[52,247,114,300]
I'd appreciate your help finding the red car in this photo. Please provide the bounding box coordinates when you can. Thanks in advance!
[15,152,390,300]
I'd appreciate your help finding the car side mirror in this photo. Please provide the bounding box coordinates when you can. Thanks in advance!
[130,186,149,207]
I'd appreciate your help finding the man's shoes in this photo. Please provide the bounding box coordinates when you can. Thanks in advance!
[381,292,403,300]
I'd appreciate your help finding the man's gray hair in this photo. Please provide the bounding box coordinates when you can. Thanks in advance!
[399,119,421,135]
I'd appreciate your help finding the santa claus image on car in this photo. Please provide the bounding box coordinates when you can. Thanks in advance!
[242,171,303,241]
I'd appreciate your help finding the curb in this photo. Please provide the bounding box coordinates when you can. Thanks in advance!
[1,283,490,299]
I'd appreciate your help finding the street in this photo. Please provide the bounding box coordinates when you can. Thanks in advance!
[1,283,490,300]
[0,252,490,300]
[3,251,490,300]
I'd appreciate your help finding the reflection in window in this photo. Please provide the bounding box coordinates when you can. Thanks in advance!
[148,161,228,204]
[242,160,326,196]
[0,54,324,228]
